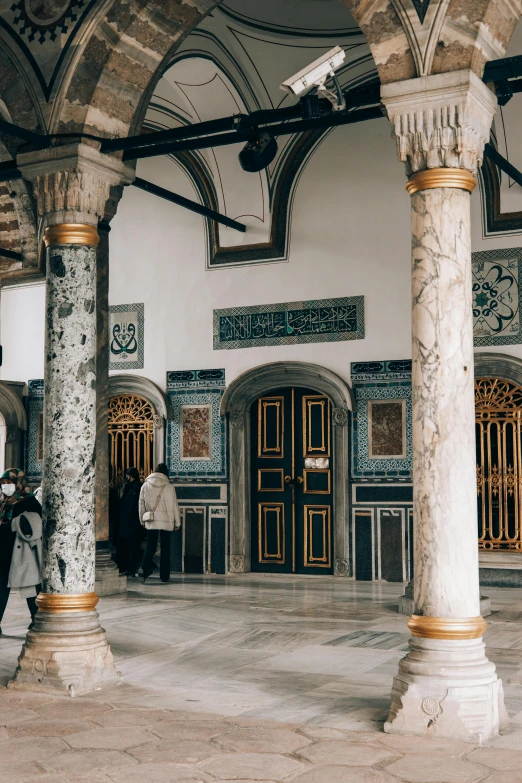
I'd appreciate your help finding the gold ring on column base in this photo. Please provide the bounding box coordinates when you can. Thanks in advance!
[36,592,99,613]
[43,224,100,247]
[405,168,477,195]
[407,614,487,640]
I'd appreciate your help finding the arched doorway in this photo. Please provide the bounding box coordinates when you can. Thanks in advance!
[108,394,155,489]
[251,386,334,574]
[221,362,352,576]
[475,377,522,552]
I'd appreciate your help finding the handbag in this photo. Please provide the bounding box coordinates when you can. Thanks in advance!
[142,483,166,524]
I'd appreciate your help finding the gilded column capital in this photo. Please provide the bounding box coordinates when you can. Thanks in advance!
[381,69,498,177]
[17,142,134,227]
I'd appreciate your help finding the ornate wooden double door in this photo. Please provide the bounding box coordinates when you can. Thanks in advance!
[251,387,334,574]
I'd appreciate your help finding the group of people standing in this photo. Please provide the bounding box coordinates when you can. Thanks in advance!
[0,462,181,633]
[0,469,43,633]
[118,462,180,582]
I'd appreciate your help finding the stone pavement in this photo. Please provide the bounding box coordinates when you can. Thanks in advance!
[1,691,522,783]
[1,575,522,781]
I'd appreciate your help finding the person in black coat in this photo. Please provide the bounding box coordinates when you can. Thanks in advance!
[118,467,143,577]
[0,468,42,633]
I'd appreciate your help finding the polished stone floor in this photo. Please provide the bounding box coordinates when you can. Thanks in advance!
[0,574,521,782]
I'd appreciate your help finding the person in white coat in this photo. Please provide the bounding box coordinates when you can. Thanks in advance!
[139,463,180,582]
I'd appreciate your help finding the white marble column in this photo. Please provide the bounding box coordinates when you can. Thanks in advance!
[381,71,507,742]
[9,143,132,695]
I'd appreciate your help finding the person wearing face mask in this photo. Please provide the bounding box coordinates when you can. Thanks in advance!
[118,467,143,577]
[0,469,42,633]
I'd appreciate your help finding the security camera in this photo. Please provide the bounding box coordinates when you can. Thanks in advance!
[280,46,346,111]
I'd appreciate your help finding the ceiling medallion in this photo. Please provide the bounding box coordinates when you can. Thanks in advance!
[411,0,431,24]
[10,0,85,43]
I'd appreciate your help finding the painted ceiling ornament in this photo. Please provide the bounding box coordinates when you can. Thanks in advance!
[10,0,85,44]
[411,0,431,24]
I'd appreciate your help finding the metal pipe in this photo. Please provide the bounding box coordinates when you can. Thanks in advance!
[484,143,522,189]
[102,105,304,154]
[123,105,383,162]
[132,177,246,232]
[0,247,23,262]
[0,118,47,146]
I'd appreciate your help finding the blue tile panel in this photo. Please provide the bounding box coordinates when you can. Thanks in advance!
[24,379,44,483]
[351,360,412,479]
[166,369,226,480]
[109,302,144,371]
[472,248,522,347]
[214,296,364,349]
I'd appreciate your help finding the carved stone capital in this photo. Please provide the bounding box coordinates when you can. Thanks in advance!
[229,410,244,429]
[332,407,349,427]
[17,143,134,226]
[153,414,164,430]
[381,70,497,176]
[5,426,18,444]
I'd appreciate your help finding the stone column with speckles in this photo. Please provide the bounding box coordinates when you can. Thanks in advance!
[381,71,507,742]
[44,239,98,595]
[9,144,133,696]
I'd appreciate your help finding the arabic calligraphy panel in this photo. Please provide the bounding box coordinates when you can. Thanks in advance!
[109,303,144,370]
[214,296,364,349]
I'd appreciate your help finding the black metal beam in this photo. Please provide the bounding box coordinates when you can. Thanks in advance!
[0,160,23,183]
[483,55,522,83]
[0,247,23,262]
[132,177,246,232]
[0,118,47,146]
[102,105,308,154]
[484,142,522,189]
[122,105,383,162]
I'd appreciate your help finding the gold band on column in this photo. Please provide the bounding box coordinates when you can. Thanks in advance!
[405,168,477,195]
[43,224,100,247]
[36,592,99,613]
[408,614,487,640]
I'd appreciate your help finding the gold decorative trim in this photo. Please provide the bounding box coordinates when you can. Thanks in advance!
[408,614,487,640]
[36,592,99,613]
[43,224,100,247]
[406,168,477,195]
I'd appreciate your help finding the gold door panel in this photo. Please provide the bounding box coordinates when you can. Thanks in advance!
[303,469,331,495]
[476,378,522,551]
[303,505,331,568]
[258,397,284,458]
[302,395,330,457]
[109,394,154,488]
[258,469,285,492]
[258,502,285,564]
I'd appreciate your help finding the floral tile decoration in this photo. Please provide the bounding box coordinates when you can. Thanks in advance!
[473,248,522,347]
[166,370,226,479]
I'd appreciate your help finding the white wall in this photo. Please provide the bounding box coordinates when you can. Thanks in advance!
[0,281,45,386]
[109,115,411,392]
[3,107,522,392]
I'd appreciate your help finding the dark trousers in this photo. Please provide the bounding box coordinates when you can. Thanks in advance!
[0,570,41,625]
[142,529,172,582]
[118,532,143,576]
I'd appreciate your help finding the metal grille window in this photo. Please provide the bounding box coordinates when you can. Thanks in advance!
[108,395,154,489]
[476,377,522,551]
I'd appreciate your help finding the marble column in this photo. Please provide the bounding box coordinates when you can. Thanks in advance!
[9,143,132,695]
[381,71,507,741]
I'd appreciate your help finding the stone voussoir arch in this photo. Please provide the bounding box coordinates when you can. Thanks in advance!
[220,361,353,577]
[53,0,522,142]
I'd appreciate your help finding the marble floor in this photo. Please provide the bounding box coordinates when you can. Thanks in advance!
[0,574,521,782]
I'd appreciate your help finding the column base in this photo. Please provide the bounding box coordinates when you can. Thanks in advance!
[384,636,508,742]
[8,609,121,697]
[398,583,491,617]
[95,549,127,596]
[228,555,245,573]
